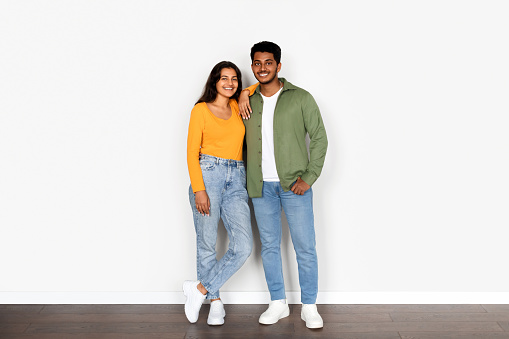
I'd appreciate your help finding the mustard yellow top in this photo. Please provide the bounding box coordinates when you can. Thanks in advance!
[187,99,244,193]
[187,84,258,193]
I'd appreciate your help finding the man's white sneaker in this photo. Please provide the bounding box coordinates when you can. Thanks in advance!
[182,280,206,323]
[207,300,226,326]
[301,304,323,329]
[259,299,290,325]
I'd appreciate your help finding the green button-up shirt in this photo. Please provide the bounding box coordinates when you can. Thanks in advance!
[244,78,328,198]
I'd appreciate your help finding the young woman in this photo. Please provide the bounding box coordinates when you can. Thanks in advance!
[184,61,252,325]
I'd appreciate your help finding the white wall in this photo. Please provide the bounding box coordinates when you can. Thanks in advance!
[1,0,509,304]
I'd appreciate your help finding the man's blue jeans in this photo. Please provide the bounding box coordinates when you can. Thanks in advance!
[188,155,253,300]
[251,181,318,304]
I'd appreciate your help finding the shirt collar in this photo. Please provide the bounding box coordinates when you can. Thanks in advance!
[254,78,295,95]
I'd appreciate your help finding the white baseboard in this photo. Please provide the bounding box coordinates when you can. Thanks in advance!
[1,292,509,304]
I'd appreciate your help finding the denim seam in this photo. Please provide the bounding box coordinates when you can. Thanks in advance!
[202,206,236,293]
[195,218,201,288]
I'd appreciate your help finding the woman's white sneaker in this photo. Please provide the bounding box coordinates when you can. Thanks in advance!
[301,304,323,328]
[182,280,206,323]
[259,299,290,325]
[207,300,226,325]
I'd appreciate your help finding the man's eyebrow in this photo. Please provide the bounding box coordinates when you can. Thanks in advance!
[253,58,274,63]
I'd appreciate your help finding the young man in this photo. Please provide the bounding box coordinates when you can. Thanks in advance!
[240,41,328,328]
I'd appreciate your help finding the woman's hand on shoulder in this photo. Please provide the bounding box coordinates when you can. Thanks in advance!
[238,89,252,120]
[195,190,210,216]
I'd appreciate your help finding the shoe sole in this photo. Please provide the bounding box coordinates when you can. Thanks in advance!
[259,307,290,325]
[301,314,323,329]
[207,319,225,326]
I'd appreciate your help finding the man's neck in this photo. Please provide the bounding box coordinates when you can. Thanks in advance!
[260,77,282,97]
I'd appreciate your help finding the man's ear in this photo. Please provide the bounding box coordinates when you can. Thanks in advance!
[277,63,282,73]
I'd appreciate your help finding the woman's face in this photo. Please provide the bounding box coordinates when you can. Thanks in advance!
[216,68,238,99]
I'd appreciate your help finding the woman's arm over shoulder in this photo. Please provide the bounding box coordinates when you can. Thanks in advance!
[238,83,259,119]
[245,83,259,96]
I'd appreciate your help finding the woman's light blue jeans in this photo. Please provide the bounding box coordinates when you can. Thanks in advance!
[188,154,253,300]
[251,181,318,304]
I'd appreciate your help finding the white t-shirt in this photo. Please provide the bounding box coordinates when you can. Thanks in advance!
[260,87,283,182]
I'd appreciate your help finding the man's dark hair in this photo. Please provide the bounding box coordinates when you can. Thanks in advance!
[196,61,243,104]
[250,41,281,65]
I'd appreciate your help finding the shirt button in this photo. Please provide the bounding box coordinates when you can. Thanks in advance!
[259,138,261,140]
[258,125,261,127]
[260,180,262,182]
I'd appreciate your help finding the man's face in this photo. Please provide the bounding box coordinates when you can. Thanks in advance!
[251,51,281,84]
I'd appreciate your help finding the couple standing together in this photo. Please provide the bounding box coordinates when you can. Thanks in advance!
[184,41,328,329]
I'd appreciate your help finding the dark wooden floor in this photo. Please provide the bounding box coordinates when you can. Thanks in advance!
[2,304,509,338]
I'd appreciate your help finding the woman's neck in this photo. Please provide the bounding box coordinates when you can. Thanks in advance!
[211,95,230,107]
